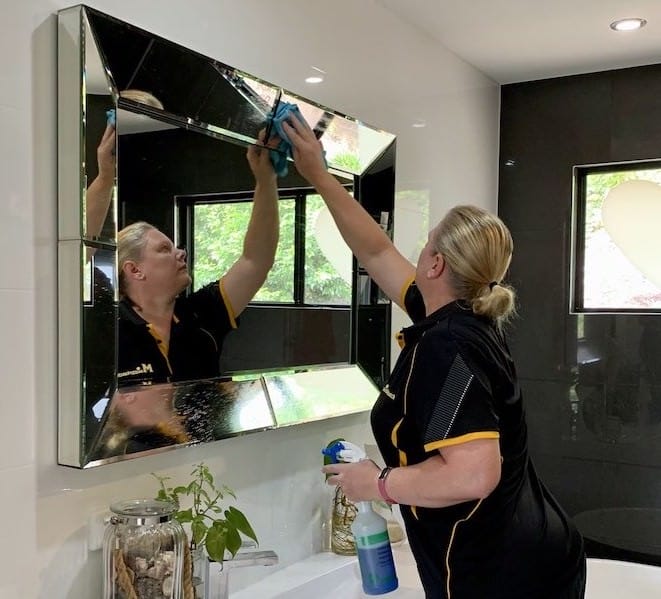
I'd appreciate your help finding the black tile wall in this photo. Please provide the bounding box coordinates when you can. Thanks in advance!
[499,63,661,564]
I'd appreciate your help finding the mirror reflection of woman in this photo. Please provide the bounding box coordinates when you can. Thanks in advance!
[85,119,279,387]
[284,115,586,599]
[115,138,279,388]
[89,383,189,460]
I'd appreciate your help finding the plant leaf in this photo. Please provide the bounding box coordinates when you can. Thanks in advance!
[191,517,207,546]
[205,523,228,562]
[175,508,193,524]
[225,507,258,544]
[152,462,259,562]
[225,522,242,558]
[202,467,214,486]
[222,485,236,500]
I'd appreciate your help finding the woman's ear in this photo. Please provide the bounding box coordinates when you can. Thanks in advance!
[123,260,144,281]
[427,253,445,279]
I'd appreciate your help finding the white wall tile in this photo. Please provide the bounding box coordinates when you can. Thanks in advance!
[0,107,33,291]
[0,290,34,469]
[0,465,37,599]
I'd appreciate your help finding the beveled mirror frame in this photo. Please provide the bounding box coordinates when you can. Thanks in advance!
[57,5,396,468]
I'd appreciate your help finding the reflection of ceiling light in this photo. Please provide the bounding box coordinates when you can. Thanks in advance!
[306,66,325,84]
[412,119,426,128]
[610,17,647,31]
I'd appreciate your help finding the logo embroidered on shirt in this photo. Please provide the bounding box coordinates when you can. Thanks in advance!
[118,363,154,378]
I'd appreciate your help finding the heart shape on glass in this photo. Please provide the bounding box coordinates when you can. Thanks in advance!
[601,179,661,288]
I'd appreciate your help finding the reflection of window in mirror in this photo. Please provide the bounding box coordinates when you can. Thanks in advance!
[396,189,430,264]
[304,195,351,305]
[572,162,661,312]
[187,191,352,306]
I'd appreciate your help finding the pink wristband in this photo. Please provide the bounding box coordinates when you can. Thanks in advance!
[377,467,397,505]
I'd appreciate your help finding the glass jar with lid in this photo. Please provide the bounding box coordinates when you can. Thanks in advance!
[103,498,188,599]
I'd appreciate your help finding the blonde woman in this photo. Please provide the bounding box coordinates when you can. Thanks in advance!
[285,115,586,599]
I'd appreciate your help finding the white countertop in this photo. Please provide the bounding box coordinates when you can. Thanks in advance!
[231,541,423,599]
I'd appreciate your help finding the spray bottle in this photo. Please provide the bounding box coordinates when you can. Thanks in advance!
[322,440,399,595]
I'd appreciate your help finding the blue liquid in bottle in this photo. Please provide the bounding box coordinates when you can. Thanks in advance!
[352,502,398,595]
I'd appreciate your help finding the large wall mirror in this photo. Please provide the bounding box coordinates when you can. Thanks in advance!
[57,5,397,468]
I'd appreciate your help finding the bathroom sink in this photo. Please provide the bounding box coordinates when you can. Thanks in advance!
[231,542,424,599]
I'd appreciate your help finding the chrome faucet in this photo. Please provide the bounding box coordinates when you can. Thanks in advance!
[206,544,279,599]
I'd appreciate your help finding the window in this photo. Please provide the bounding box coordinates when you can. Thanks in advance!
[572,161,661,312]
[179,189,352,305]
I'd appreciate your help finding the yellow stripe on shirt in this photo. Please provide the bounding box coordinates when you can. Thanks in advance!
[445,498,484,598]
[424,431,500,453]
[146,323,173,376]
[218,278,238,329]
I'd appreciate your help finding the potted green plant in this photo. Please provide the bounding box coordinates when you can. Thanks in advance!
[152,462,258,598]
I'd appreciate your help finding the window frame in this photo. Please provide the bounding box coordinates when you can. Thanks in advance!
[570,159,661,314]
[175,185,353,307]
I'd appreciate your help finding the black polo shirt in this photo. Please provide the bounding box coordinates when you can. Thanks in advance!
[117,280,236,388]
[371,282,584,599]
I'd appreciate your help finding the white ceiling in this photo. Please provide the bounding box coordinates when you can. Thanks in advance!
[377,0,661,84]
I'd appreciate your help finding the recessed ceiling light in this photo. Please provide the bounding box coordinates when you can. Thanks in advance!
[412,119,426,128]
[610,17,647,31]
[305,66,325,84]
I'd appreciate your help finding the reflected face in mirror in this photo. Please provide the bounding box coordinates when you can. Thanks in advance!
[119,223,191,302]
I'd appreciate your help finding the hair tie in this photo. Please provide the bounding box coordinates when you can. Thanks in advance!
[489,281,498,290]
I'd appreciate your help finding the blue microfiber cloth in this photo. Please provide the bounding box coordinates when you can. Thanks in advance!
[265,102,327,177]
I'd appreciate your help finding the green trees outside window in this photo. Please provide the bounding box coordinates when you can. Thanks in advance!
[192,193,351,305]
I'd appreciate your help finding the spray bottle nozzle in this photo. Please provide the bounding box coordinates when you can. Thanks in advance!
[322,440,366,464]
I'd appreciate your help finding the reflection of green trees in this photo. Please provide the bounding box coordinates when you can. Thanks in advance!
[193,201,294,301]
[193,195,350,304]
[332,152,361,173]
[266,374,375,425]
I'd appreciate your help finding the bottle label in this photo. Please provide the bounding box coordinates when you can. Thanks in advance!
[355,530,389,548]
[356,540,398,594]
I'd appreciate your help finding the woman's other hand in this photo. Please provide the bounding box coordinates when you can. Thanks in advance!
[96,123,116,180]
[246,130,277,185]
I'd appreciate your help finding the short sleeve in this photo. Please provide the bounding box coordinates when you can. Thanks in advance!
[403,281,426,323]
[406,330,500,453]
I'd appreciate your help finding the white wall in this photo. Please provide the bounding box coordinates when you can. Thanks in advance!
[0,1,499,597]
